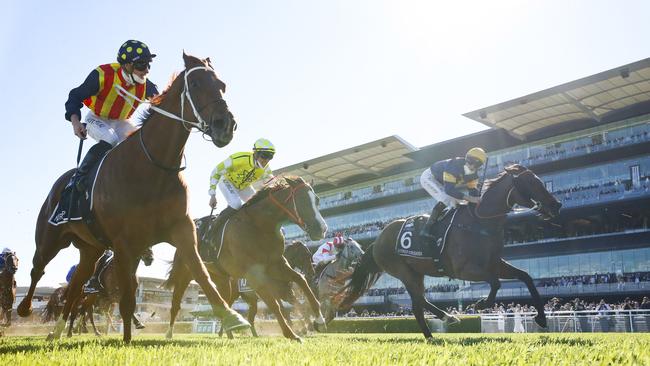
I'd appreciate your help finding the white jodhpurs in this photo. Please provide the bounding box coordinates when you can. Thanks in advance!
[85,112,138,147]
[420,169,462,208]
[218,177,256,210]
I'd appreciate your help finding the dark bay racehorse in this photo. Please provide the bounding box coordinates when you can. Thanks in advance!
[0,252,19,326]
[18,53,246,343]
[67,248,154,337]
[165,176,328,341]
[315,238,364,322]
[220,240,316,337]
[42,286,67,323]
[339,165,562,340]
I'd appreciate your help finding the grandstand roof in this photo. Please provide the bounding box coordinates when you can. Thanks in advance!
[464,57,650,140]
[274,135,417,191]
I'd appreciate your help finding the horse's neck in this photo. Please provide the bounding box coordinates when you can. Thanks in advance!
[241,198,284,229]
[137,89,191,170]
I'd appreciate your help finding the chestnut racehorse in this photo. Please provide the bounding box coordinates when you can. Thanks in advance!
[18,53,247,342]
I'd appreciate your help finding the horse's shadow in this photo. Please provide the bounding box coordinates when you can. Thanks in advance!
[342,334,595,347]
[0,336,228,354]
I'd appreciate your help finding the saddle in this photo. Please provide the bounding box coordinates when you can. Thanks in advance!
[194,215,224,262]
[48,156,106,227]
[395,209,458,275]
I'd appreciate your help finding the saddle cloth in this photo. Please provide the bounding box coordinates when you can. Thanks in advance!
[48,155,107,226]
[395,209,457,274]
[237,278,254,293]
[194,214,230,262]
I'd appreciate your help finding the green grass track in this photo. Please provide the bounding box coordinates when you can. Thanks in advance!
[0,333,647,366]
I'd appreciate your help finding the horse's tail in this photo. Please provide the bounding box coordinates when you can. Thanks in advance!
[337,243,382,310]
[41,299,56,323]
[162,250,182,290]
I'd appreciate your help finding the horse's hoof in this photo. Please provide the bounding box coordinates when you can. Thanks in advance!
[17,304,32,318]
[222,312,250,333]
[46,332,56,342]
[292,336,303,343]
[95,332,102,337]
[426,337,435,344]
[443,314,460,326]
[313,320,327,333]
[135,324,145,330]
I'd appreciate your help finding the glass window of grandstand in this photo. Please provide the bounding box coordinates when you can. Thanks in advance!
[510,248,650,280]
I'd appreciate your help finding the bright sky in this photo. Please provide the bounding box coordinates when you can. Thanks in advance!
[2,1,649,288]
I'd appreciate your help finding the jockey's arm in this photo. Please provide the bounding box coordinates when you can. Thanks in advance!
[442,172,465,200]
[208,157,233,197]
[65,69,100,122]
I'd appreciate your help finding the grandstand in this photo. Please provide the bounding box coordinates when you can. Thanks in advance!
[278,57,650,312]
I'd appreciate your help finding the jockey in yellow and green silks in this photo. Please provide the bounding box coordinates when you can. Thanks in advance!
[208,138,275,228]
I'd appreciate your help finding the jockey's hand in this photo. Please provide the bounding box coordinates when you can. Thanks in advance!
[209,195,217,209]
[71,116,87,139]
[465,196,480,204]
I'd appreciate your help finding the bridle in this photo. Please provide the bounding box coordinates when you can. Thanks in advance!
[268,181,310,230]
[116,65,233,172]
[116,66,220,132]
[475,170,540,219]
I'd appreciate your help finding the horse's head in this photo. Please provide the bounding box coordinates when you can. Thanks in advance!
[509,165,562,220]
[482,164,561,220]
[3,252,18,275]
[271,176,328,241]
[284,240,315,280]
[180,53,237,147]
[140,247,154,267]
[337,237,364,268]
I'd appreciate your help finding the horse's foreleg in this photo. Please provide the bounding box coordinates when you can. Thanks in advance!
[457,263,501,310]
[247,294,259,337]
[395,270,435,340]
[166,270,192,340]
[48,247,100,341]
[497,259,547,328]
[255,285,301,342]
[169,221,249,333]
[18,235,69,317]
[268,261,325,329]
[113,250,137,343]
[88,304,101,336]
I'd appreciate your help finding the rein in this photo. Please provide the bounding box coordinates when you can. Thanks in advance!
[117,66,216,172]
[115,66,214,132]
[475,170,539,219]
[268,182,309,230]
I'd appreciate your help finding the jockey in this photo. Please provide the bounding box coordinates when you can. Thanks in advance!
[207,138,275,231]
[0,247,12,268]
[64,40,159,192]
[312,233,345,267]
[419,147,487,239]
[84,249,114,294]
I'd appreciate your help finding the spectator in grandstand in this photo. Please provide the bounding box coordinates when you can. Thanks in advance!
[419,147,487,240]
[597,299,613,332]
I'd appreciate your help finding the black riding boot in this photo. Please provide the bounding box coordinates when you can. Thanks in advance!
[70,141,113,193]
[207,206,237,245]
[419,202,447,239]
[84,250,113,294]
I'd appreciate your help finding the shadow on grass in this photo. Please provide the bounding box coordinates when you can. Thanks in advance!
[0,336,229,354]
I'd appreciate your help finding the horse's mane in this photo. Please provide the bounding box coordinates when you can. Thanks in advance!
[242,175,306,209]
[482,164,527,192]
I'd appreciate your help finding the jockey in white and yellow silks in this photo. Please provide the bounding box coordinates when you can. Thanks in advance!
[208,138,275,229]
